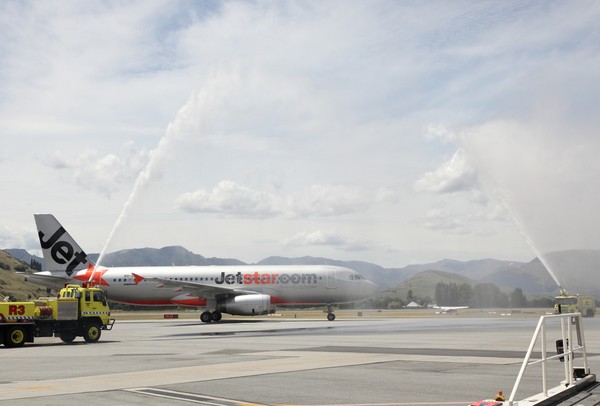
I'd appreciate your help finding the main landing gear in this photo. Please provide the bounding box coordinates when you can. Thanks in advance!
[326,304,336,321]
[200,311,222,323]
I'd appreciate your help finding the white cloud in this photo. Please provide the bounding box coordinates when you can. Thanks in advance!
[44,151,72,169]
[175,181,389,219]
[285,185,373,218]
[422,207,470,235]
[425,124,456,143]
[40,144,149,197]
[0,225,39,252]
[414,149,478,194]
[283,230,376,252]
[174,180,279,218]
[482,204,511,222]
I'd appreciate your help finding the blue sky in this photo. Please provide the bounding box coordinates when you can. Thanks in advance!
[1,1,599,269]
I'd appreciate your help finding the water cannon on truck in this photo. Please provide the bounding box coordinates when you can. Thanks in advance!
[0,283,115,347]
[554,288,596,317]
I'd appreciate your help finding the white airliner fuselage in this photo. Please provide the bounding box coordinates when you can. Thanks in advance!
[31,214,378,322]
[72,265,375,306]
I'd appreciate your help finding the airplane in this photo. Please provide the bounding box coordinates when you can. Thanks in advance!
[29,214,379,322]
[432,305,469,314]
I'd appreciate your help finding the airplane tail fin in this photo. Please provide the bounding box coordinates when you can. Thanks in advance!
[34,214,92,276]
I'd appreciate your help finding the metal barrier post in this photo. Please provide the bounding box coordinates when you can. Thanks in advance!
[507,313,589,406]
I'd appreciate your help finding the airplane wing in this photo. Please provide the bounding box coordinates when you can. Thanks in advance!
[25,272,69,290]
[132,273,258,299]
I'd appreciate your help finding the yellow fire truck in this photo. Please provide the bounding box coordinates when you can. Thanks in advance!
[554,289,596,318]
[0,284,115,347]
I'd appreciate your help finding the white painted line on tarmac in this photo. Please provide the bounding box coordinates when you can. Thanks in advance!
[125,387,266,406]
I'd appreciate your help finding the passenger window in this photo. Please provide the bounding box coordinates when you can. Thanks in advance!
[85,291,91,301]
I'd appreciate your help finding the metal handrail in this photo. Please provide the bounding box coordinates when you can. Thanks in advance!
[507,313,589,405]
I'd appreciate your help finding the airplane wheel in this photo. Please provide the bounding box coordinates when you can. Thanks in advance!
[327,313,336,321]
[200,311,213,323]
[211,311,222,322]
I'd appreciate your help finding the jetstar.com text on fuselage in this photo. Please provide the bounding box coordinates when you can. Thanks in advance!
[214,271,318,285]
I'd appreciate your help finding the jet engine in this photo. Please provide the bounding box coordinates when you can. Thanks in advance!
[217,294,273,316]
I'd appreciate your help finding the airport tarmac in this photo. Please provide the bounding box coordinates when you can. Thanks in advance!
[1,311,599,405]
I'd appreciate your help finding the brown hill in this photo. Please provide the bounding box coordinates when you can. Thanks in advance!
[381,269,477,303]
[0,250,49,301]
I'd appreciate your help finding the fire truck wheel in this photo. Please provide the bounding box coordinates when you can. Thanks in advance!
[59,331,77,343]
[5,326,27,348]
[83,322,102,343]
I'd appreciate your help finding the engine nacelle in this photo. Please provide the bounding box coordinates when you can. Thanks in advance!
[217,294,273,316]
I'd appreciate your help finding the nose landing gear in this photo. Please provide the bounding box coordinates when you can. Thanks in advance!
[326,304,336,321]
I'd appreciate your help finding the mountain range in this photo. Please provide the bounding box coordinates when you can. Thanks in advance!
[6,246,599,298]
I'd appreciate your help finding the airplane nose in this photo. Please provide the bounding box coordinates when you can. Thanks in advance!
[363,280,379,298]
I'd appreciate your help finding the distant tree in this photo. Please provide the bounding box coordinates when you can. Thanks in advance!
[529,297,554,308]
[407,289,414,302]
[387,300,403,309]
[435,282,446,305]
[457,283,472,306]
[448,283,458,305]
[30,259,42,271]
[435,282,453,306]
[371,296,404,310]
[435,282,471,306]
[510,288,528,308]
[472,283,509,308]
[15,265,27,272]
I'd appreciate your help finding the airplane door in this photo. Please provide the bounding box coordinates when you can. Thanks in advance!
[326,269,337,289]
